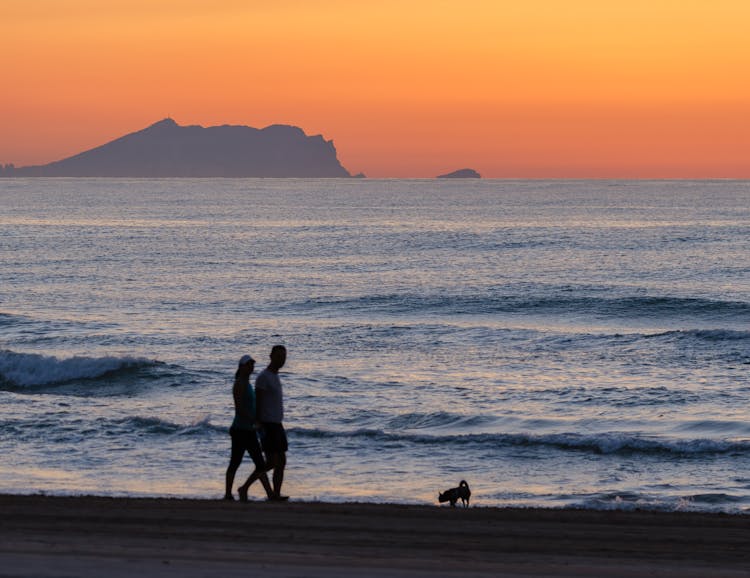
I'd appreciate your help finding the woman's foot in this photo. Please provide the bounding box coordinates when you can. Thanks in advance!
[268,494,289,501]
[223,494,234,501]
[238,486,249,502]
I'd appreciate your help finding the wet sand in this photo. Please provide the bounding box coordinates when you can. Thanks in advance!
[1,494,749,577]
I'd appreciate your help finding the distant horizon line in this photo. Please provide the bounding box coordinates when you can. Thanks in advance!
[3,176,750,181]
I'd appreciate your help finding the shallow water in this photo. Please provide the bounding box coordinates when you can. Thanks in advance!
[1,178,749,511]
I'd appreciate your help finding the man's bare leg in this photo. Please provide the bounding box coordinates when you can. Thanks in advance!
[268,452,287,500]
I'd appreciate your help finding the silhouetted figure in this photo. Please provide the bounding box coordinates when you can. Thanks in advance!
[255,345,289,501]
[224,355,273,501]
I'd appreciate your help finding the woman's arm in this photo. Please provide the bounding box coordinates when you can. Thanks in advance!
[233,379,255,421]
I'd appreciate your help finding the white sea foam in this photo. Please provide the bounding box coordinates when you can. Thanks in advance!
[0,349,153,387]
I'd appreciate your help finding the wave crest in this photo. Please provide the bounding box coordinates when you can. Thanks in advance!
[288,427,750,456]
[649,329,750,342]
[0,349,157,388]
[118,416,222,436]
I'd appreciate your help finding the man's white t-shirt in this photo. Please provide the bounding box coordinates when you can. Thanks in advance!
[255,369,284,423]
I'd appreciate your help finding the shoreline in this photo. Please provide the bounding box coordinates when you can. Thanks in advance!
[4,489,749,516]
[2,495,750,577]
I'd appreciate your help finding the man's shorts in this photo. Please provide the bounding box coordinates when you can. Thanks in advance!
[260,422,288,454]
[230,427,266,470]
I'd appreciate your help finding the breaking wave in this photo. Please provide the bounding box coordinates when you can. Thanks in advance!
[0,349,159,388]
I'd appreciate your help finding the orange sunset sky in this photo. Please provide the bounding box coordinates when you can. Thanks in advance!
[2,0,750,177]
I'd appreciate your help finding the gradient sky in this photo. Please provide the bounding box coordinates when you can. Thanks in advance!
[3,0,750,177]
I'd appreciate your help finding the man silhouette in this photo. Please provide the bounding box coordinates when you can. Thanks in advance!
[255,345,289,501]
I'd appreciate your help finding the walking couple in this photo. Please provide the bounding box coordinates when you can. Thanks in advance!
[224,345,288,502]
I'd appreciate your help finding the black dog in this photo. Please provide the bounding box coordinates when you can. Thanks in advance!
[438,480,471,507]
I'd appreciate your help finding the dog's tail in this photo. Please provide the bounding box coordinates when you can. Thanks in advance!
[459,480,469,488]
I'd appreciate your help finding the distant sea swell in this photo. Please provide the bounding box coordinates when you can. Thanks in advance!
[293,291,750,320]
[289,427,750,457]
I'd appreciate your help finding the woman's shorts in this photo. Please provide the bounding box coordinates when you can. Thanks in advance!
[260,422,288,454]
[230,427,266,470]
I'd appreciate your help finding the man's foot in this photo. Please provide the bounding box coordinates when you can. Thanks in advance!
[238,486,249,502]
[268,495,289,502]
[223,494,234,501]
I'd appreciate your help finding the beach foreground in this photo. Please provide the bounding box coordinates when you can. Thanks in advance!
[1,495,749,577]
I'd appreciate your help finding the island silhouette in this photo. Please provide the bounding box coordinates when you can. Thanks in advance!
[0,119,352,177]
[437,168,481,178]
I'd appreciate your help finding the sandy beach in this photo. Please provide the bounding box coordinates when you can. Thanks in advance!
[1,495,749,577]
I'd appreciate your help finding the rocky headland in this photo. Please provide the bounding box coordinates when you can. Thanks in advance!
[1,119,352,177]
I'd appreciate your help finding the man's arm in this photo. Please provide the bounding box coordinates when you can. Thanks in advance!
[254,373,268,420]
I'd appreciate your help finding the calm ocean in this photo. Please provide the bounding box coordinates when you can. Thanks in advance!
[1,178,749,512]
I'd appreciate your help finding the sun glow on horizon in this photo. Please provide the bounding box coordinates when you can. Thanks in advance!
[3,0,750,177]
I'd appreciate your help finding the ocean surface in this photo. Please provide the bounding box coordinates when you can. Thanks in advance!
[1,178,749,512]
